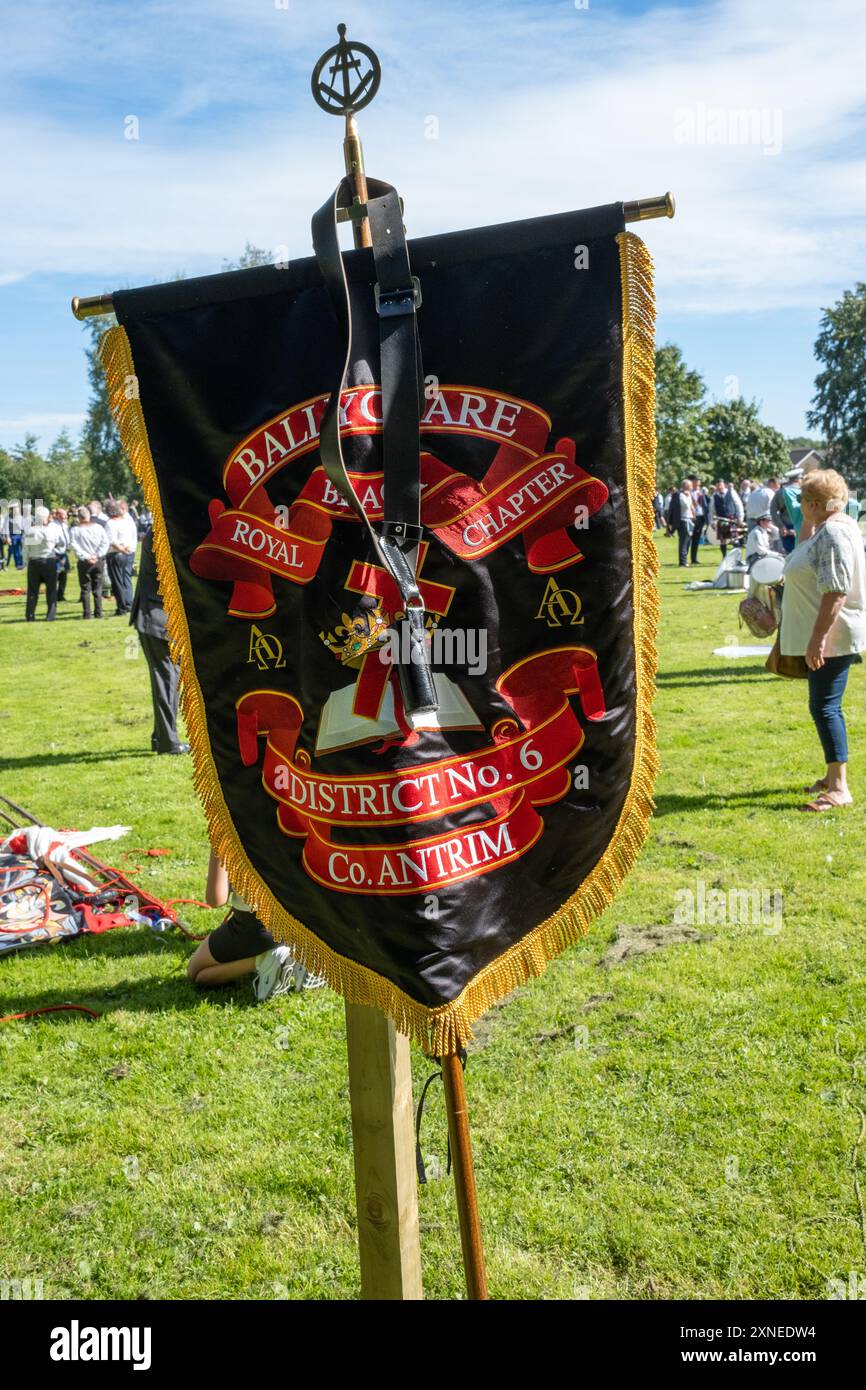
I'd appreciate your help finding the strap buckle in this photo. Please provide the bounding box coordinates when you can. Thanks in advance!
[381,520,423,545]
[374,276,422,317]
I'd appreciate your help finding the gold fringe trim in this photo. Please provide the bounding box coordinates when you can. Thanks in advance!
[99,239,657,1056]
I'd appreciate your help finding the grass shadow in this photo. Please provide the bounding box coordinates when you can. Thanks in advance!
[0,975,259,1019]
[652,788,814,816]
[657,666,774,681]
[0,749,157,771]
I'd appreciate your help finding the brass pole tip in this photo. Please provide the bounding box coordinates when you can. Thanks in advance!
[70,292,115,319]
[665,191,676,218]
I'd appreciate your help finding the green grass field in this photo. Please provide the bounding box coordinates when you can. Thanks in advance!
[1,536,864,1300]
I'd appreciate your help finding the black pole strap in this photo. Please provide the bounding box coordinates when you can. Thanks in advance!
[311,177,437,720]
[414,1062,443,1184]
[365,187,422,531]
[414,1049,468,1183]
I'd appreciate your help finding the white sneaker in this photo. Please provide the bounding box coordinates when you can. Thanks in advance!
[254,945,297,1002]
[293,963,327,992]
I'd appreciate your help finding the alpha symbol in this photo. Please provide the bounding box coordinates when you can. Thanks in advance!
[247,624,286,670]
[535,577,584,627]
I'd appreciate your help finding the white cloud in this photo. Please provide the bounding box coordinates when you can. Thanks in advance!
[0,413,86,449]
[0,0,863,315]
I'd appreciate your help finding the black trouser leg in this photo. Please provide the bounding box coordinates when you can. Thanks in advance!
[25,560,41,620]
[43,562,58,620]
[117,553,134,613]
[78,560,92,617]
[78,559,105,617]
[92,559,105,617]
[139,631,181,752]
[690,520,705,563]
[677,523,692,566]
[106,552,122,610]
[24,558,57,619]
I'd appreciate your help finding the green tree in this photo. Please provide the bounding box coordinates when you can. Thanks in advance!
[786,435,825,451]
[807,284,866,490]
[0,446,13,500]
[47,429,93,504]
[701,398,790,484]
[654,343,708,492]
[4,434,52,509]
[1,431,93,508]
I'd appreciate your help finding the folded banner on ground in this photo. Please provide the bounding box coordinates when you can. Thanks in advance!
[101,200,658,1052]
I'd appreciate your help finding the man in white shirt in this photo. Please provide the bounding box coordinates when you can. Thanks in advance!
[669,479,695,567]
[7,505,25,568]
[745,513,776,567]
[105,500,138,615]
[746,476,780,526]
[70,506,110,618]
[24,506,64,621]
[89,498,109,530]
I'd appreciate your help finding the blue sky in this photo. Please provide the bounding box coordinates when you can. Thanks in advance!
[1,0,864,451]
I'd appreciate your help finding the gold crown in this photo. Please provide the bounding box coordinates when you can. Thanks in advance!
[319,600,391,668]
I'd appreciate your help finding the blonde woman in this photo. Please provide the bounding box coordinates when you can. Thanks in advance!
[780,470,866,811]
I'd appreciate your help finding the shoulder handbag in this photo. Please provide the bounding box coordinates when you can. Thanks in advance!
[766,638,807,679]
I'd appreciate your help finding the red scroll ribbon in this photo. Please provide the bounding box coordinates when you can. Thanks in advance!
[190,387,609,618]
[235,647,606,895]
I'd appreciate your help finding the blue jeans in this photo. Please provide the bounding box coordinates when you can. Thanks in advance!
[807,654,860,764]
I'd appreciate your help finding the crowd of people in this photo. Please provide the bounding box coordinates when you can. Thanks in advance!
[0,498,152,621]
[653,470,807,568]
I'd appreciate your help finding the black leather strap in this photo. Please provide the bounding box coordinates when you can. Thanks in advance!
[311,177,437,719]
[366,188,422,530]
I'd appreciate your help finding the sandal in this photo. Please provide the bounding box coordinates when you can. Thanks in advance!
[802,780,828,793]
[799,793,851,813]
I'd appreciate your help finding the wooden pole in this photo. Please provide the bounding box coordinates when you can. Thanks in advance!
[345,1002,423,1299]
[340,107,423,1302]
[342,103,488,1303]
[442,1052,489,1299]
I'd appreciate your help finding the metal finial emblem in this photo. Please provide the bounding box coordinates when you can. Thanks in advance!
[311,23,381,115]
